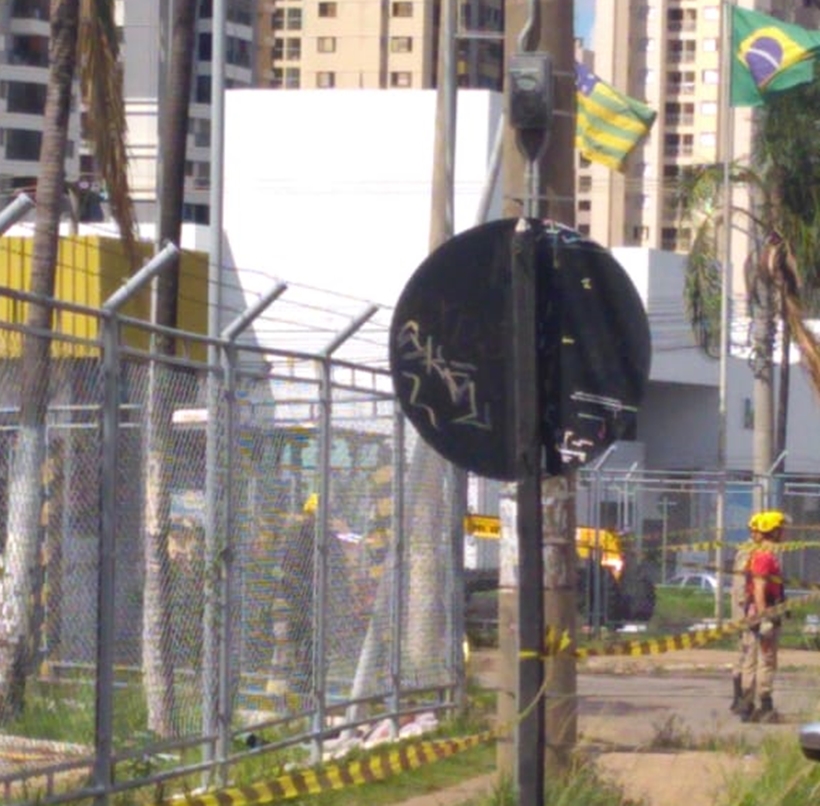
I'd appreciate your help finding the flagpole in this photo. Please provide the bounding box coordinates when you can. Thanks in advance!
[716,0,736,622]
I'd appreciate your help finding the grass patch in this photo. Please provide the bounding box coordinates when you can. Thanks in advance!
[460,760,645,805]
[719,734,820,805]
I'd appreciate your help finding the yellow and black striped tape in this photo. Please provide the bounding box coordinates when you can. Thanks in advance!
[537,589,820,661]
[663,538,820,554]
[166,732,495,806]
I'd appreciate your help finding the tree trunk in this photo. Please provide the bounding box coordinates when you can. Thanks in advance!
[0,0,79,720]
[750,260,775,508]
[142,0,197,738]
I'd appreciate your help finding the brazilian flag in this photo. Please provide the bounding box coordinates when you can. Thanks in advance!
[731,6,820,107]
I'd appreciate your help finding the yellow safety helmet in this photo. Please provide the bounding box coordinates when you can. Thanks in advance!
[747,513,760,531]
[755,510,787,535]
[303,493,319,514]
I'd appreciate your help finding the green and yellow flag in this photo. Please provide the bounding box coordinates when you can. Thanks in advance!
[575,62,656,172]
[731,6,820,107]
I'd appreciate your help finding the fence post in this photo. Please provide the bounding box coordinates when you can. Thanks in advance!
[96,244,178,806]
[389,402,406,732]
[214,284,288,783]
[311,305,378,762]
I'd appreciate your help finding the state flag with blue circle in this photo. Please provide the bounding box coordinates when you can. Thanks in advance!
[731,6,820,107]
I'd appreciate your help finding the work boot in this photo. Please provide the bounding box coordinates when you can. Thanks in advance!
[753,694,778,724]
[738,692,756,723]
[729,675,743,713]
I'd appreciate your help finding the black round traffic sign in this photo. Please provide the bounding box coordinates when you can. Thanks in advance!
[389,218,651,480]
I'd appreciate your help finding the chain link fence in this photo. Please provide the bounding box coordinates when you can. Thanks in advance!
[0,284,462,805]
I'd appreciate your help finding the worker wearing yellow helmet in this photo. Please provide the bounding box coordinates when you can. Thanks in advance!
[729,512,763,713]
[739,510,788,723]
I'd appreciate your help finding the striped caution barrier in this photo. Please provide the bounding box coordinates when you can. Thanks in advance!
[538,589,820,661]
[664,537,820,553]
[165,732,495,806]
[169,587,820,805]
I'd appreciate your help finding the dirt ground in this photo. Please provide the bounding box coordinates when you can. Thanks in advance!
[396,647,820,806]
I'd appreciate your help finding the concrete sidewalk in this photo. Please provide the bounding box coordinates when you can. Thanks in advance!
[391,773,498,806]
[392,647,820,806]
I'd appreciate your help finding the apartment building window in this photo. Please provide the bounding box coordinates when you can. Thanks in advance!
[663,164,681,181]
[199,0,213,18]
[665,102,694,127]
[664,133,693,157]
[317,71,336,88]
[667,7,696,32]
[661,227,691,251]
[195,76,211,103]
[579,156,591,169]
[702,38,718,52]
[193,162,210,190]
[183,204,209,224]
[317,36,336,52]
[198,32,212,60]
[391,2,413,17]
[703,6,720,21]
[9,35,49,67]
[192,118,211,148]
[702,69,719,85]
[661,227,678,251]
[285,67,301,88]
[273,39,302,61]
[667,71,695,95]
[228,1,253,25]
[6,82,47,115]
[273,8,302,29]
[6,129,42,161]
[578,176,592,193]
[11,0,50,19]
[700,101,718,116]
[632,226,649,242]
[669,40,696,64]
[390,71,412,87]
[318,2,337,16]
[578,224,590,237]
[390,36,413,52]
[578,200,591,212]
[227,36,252,68]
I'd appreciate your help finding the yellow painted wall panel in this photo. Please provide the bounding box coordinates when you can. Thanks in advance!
[0,235,208,359]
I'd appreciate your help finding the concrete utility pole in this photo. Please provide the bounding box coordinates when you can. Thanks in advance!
[497,0,577,792]
[502,0,575,223]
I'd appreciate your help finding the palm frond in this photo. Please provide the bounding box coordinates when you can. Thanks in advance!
[78,0,138,267]
[683,223,722,358]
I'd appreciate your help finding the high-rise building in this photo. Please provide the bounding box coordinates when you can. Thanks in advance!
[582,0,820,253]
[121,0,256,224]
[253,0,502,90]
[1,0,503,223]
[0,0,81,202]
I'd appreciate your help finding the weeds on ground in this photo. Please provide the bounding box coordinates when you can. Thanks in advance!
[464,761,646,805]
[719,734,820,805]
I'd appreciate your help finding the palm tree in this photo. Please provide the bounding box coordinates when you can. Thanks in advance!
[142,0,198,739]
[0,0,136,719]
[677,82,820,483]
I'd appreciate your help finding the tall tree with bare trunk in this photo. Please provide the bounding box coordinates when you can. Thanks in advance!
[141,0,198,738]
[0,0,136,720]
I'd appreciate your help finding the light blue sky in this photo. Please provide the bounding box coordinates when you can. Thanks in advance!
[575,0,595,44]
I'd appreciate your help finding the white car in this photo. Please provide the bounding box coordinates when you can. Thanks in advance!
[665,572,723,593]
